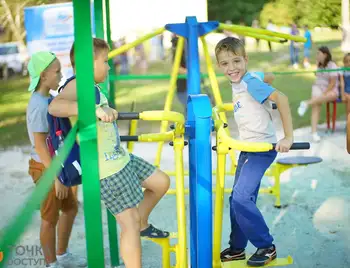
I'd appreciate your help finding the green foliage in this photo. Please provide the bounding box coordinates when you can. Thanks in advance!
[260,0,341,28]
[207,0,269,25]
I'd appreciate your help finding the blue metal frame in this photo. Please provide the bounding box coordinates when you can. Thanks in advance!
[166,16,218,268]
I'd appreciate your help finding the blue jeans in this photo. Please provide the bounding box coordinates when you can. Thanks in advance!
[290,46,299,65]
[229,151,277,250]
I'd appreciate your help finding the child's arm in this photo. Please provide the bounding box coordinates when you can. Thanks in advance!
[324,76,337,94]
[246,75,293,152]
[48,79,118,122]
[48,80,78,117]
[33,132,68,199]
[263,72,275,85]
[34,132,53,168]
[268,90,294,152]
[347,113,350,153]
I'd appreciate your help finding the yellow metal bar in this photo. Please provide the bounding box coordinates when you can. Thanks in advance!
[213,106,273,152]
[155,36,185,167]
[108,27,165,59]
[165,169,236,177]
[173,136,188,268]
[142,237,171,268]
[138,131,174,142]
[215,103,234,113]
[221,255,293,267]
[201,36,237,167]
[218,127,273,152]
[201,36,227,123]
[213,147,228,268]
[228,29,288,43]
[218,23,307,43]
[127,102,138,153]
[127,119,138,153]
[140,111,185,124]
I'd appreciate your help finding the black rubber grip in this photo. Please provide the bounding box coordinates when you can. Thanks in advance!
[120,135,138,142]
[118,112,140,120]
[272,142,310,150]
[169,141,188,146]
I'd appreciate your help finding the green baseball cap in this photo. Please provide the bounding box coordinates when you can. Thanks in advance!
[27,51,56,92]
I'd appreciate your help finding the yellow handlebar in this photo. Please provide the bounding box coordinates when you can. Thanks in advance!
[213,105,273,152]
[139,110,185,125]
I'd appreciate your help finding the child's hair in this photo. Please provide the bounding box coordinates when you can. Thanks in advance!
[70,38,110,68]
[318,46,332,68]
[343,53,350,62]
[215,37,246,61]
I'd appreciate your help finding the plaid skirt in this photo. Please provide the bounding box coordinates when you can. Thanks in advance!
[100,154,156,215]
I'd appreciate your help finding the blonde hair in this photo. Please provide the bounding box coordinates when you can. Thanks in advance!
[215,37,246,61]
[70,38,110,68]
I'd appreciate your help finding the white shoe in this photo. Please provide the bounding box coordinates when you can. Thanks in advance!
[312,132,321,143]
[46,262,64,268]
[297,101,308,116]
[56,252,87,268]
[293,63,299,69]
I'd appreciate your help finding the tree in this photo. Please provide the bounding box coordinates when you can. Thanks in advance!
[260,0,342,28]
[207,0,269,25]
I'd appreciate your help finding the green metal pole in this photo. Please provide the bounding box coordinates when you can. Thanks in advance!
[94,0,109,98]
[99,0,121,266]
[105,0,117,109]
[73,0,105,267]
[107,208,120,267]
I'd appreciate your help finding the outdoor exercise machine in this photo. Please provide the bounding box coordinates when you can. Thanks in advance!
[0,1,321,268]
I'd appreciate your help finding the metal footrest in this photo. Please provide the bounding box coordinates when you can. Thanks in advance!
[222,256,293,267]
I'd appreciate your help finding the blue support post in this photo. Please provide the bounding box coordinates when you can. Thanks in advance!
[166,16,218,268]
[187,95,213,268]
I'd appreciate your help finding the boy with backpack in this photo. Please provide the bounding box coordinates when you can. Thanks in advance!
[26,51,87,268]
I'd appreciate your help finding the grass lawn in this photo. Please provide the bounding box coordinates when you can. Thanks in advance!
[0,30,346,149]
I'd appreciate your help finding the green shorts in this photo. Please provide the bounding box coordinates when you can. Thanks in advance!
[100,154,156,215]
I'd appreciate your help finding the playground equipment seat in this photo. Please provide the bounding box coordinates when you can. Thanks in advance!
[261,156,323,208]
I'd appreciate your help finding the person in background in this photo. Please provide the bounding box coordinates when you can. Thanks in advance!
[290,23,300,69]
[303,25,312,69]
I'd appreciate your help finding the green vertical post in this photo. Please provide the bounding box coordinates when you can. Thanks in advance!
[103,0,121,266]
[94,0,109,98]
[95,0,121,266]
[73,0,105,267]
[105,0,117,108]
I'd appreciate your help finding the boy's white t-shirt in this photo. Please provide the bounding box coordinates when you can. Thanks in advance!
[231,72,277,144]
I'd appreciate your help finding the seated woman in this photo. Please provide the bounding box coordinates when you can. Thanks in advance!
[297,46,339,142]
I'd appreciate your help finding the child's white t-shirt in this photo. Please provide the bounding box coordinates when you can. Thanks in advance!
[231,72,277,143]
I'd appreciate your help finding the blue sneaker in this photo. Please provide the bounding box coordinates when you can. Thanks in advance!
[220,247,246,262]
[247,245,277,267]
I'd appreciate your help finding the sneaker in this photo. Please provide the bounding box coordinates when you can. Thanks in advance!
[247,245,277,267]
[46,262,64,268]
[220,247,246,262]
[304,62,311,69]
[297,101,308,116]
[312,132,321,143]
[56,252,87,268]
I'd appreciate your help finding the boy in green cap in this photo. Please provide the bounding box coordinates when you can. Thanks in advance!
[26,51,87,268]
